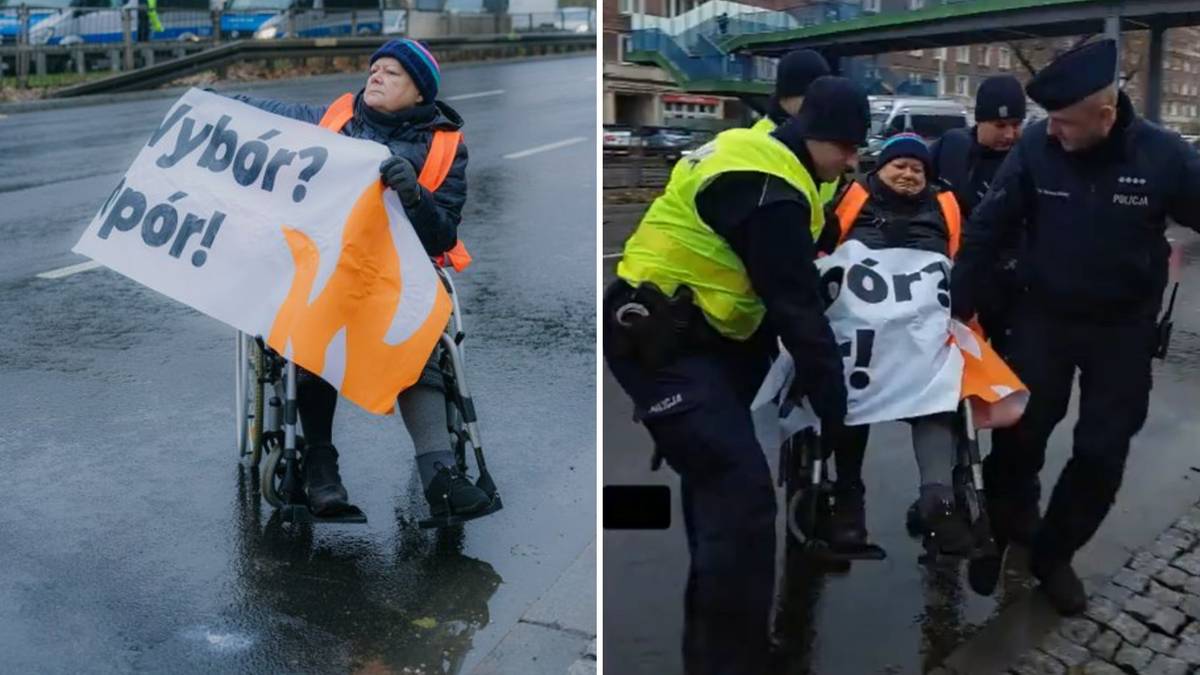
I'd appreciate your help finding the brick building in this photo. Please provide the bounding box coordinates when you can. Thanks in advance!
[603,0,756,127]
[604,0,1200,134]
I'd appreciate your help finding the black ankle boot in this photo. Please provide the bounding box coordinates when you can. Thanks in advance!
[304,443,351,515]
[425,464,491,518]
[990,496,1041,547]
[905,498,924,537]
[829,483,868,550]
[1032,555,1087,616]
[918,485,974,556]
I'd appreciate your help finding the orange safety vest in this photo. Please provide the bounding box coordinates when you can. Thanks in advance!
[317,93,473,272]
[831,181,962,259]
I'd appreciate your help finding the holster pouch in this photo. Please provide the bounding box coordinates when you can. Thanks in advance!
[605,281,714,371]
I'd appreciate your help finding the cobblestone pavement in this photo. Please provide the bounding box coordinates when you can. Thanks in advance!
[937,505,1200,675]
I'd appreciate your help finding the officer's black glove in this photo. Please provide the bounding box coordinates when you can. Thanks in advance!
[380,156,422,209]
[801,373,848,439]
[814,217,842,258]
[950,288,974,322]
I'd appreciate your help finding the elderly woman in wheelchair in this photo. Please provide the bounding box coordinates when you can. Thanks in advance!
[771,134,1025,567]
[229,38,500,527]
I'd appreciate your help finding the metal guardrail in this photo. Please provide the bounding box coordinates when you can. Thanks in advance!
[0,5,595,86]
[603,157,673,189]
[41,31,593,97]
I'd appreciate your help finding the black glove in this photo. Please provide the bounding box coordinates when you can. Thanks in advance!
[380,156,422,209]
[949,269,976,321]
[803,372,847,437]
[814,217,842,257]
[951,295,975,323]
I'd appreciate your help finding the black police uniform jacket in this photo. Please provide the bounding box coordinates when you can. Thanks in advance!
[952,92,1200,323]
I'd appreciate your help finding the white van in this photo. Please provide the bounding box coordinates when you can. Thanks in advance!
[860,96,970,171]
[870,96,969,139]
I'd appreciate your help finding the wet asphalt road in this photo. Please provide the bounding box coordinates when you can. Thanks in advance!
[0,55,595,674]
[603,204,1200,674]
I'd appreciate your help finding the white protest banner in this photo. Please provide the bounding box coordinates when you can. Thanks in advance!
[753,240,1027,439]
[73,88,451,414]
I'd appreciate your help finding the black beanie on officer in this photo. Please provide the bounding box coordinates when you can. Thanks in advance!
[776,50,831,98]
[975,75,1026,122]
[789,76,871,147]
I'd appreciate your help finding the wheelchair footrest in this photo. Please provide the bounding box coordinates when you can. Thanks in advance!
[280,503,368,525]
[919,536,997,565]
[418,495,503,529]
[803,540,887,562]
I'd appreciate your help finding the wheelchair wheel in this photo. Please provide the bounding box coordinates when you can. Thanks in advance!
[787,485,826,545]
[437,342,472,474]
[260,439,284,508]
[236,332,246,456]
[956,467,983,524]
[783,430,828,545]
[954,411,998,558]
[236,333,265,468]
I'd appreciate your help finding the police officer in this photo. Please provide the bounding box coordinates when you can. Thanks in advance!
[751,50,842,205]
[931,74,1027,354]
[751,49,830,134]
[951,39,1200,615]
[137,0,162,43]
[605,76,868,673]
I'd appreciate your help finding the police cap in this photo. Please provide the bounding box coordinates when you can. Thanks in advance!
[1025,38,1117,112]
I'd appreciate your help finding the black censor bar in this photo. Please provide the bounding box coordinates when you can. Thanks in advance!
[604,485,671,530]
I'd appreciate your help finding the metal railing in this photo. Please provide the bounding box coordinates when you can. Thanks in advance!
[603,157,673,189]
[713,0,866,41]
[509,9,595,34]
[44,31,594,96]
[627,27,772,86]
[624,0,998,91]
[0,4,595,87]
[711,0,1038,43]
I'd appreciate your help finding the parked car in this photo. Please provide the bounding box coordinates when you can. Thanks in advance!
[603,126,636,155]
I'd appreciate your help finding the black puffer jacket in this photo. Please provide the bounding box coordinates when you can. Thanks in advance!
[830,175,952,257]
[227,89,468,257]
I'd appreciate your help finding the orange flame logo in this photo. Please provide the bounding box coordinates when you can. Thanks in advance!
[268,181,451,414]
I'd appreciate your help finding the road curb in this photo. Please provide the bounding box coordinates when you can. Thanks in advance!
[566,639,597,675]
[472,539,596,674]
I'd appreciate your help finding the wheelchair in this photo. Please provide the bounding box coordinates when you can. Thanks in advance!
[780,400,996,565]
[234,266,503,528]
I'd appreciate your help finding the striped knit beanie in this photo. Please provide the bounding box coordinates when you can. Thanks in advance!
[370,39,441,102]
[877,132,931,174]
